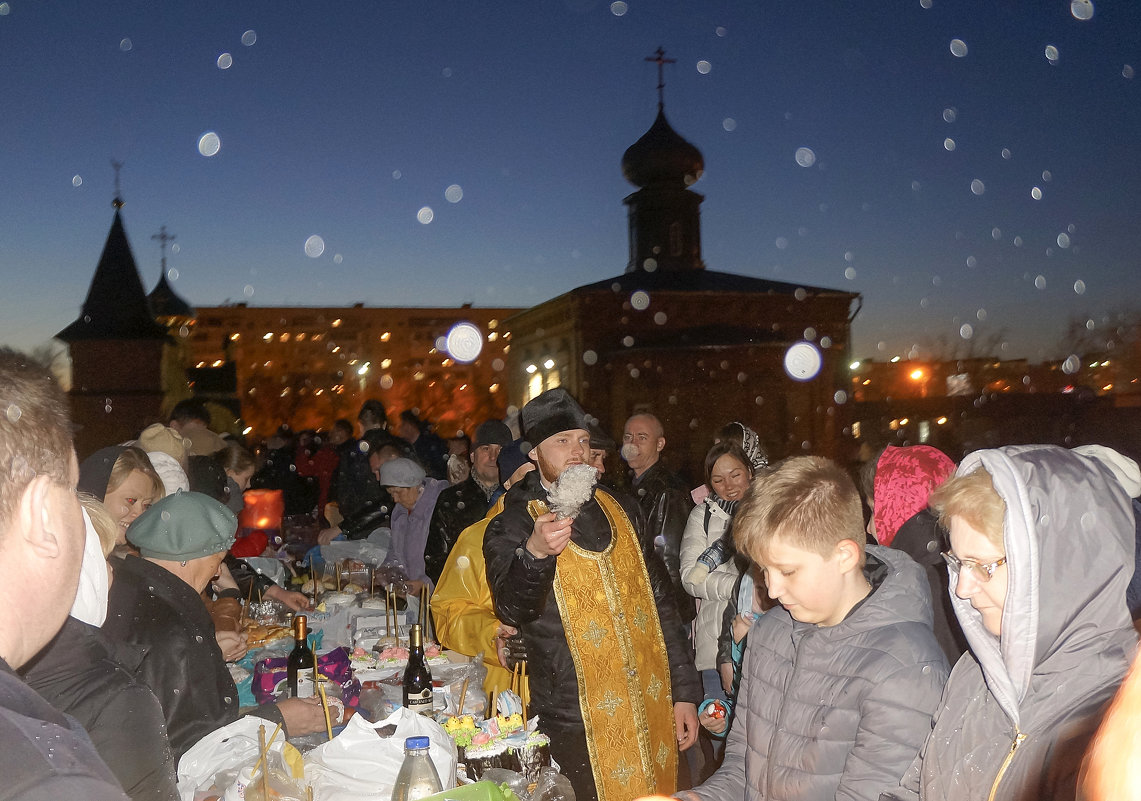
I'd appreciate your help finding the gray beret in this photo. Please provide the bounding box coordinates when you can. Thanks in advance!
[127,491,237,561]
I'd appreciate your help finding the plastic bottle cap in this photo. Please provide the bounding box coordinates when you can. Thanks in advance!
[405,736,431,749]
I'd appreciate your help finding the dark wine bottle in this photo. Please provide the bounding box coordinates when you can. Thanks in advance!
[402,623,433,715]
[287,614,314,698]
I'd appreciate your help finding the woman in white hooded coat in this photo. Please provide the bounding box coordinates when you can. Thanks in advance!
[904,444,1138,801]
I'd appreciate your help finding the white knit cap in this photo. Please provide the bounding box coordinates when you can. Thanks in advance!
[148,450,190,496]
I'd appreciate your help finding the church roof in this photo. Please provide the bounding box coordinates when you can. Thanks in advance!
[148,271,195,319]
[621,107,704,188]
[57,206,168,342]
[574,268,856,298]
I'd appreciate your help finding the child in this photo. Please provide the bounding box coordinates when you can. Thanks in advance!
[680,456,949,801]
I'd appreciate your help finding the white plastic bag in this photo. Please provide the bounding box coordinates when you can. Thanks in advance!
[176,716,291,801]
[305,706,457,801]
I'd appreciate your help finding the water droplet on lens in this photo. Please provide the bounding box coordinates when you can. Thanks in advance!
[943,138,956,151]
[379,374,394,389]
[775,237,789,250]
[1080,511,1095,529]
[217,53,232,69]
[72,175,82,187]
[722,118,736,131]
[970,179,985,195]
[1071,0,1094,20]
[920,0,932,7]
[844,267,857,280]
[445,184,463,203]
[1124,65,1134,79]
[622,335,634,347]
[417,207,434,224]
[942,108,957,123]
[161,511,170,521]
[1042,170,1053,182]
[794,287,808,301]
[630,290,650,310]
[243,284,254,298]
[304,235,325,258]
[1001,147,1012,160]
[966,256,977,268]
[795,147,816,167]
[949,39,968,57]
[960,324,973,339]
[241,30,257,46]
[197,132,221,157]
[120,38,133,52]
[696,60,712,75]
[834,390,848,404]
[5,404,21,423]
[582,350,598,366]
[610,1,628,15]
[1045,45,1059,63]
[1034,275,1046,289]
[1057,233,1070,248]
[1074,279,1086,295]
[653,311,667,325]
[1031,186,1043,200]
[977,309,987,320]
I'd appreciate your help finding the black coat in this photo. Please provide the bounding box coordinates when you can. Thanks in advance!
[329,438,394,539]
[424,475,496,584]
[102,555,282,759]
[0,657,127,801]
[21,618,178,801]
[630,461,696,625]
[889,509,968,664]
[483,471,702,734]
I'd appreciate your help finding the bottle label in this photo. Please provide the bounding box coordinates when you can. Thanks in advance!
[405,688,433,714]
[295,675,316,699]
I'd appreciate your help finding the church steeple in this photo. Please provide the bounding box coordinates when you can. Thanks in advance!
[147,225,195,322]
[57,202,168,342]
[620,48,705,273]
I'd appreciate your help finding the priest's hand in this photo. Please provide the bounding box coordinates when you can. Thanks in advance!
[674,701,699,750]
[525,512,574,558]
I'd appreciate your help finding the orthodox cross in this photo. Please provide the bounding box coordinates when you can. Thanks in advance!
[110,159,124,209]
[152,225,177,274]
[645,47,676,109]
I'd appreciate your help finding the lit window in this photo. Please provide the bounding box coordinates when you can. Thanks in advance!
[488,332,499,342]
[526,364,538,374]
[211,360,224,368]
[280,333,290,342]
[936,416,948,425]
[296,332,306,342]
[543,358,555,369]
[414,371,426,381]
[332,319,342,328]
[380,358,392,368]
[380,332,391,342]
[263,333,273,341]
[229,333,240,341]
[332,346,340,353]
[196,361,206,368]
[488,319,498,330]
[489,383,499,393]
[459,384,467,391]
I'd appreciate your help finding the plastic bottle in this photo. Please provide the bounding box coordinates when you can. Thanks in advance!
[390,736,442,801]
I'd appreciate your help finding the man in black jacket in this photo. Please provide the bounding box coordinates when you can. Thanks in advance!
[484,389,701,801]
[424,419,511,584]
[0,348,129,800]
[622,412,696,631]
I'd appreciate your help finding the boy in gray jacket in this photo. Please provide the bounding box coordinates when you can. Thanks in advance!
[678,456,948,801]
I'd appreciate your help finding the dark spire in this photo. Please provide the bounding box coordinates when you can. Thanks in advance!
[57,206,168,342]
[147,225,195,320]
[621,49,705,273]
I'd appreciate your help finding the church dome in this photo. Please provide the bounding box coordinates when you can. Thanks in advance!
[621,107,704,188]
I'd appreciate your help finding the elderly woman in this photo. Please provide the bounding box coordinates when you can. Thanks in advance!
[379,457,449,608]
[909,445,1138,801]
[102,491,325,759]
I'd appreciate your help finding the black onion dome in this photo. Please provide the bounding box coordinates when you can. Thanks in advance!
[148,271,195,319]
[621,107,704,188]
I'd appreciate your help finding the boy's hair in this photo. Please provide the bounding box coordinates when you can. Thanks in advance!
[216,442,256,476]
[734,455,866,565]
[928,466,1005,549]
[703,440,754,491]
[0,349,73,534]
[333,418,354,437]
[107,446,165,502]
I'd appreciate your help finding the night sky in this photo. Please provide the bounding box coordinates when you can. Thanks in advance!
[2,1,1138,363]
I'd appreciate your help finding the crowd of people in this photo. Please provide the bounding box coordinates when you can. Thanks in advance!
[2,346,1141,801]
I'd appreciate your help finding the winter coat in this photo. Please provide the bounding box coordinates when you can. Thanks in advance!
[0,657,128,801]
[691,546,949,801]
[911,445,1138,801]
[681,498,741,671]
[329,438,393,539]
[425,474,498,584]
[889,509,968,664]
[385,478,449,586]
[20,617,178,801]
[631,461,697,625]
[483,470,703,734]
[102,555,282,759]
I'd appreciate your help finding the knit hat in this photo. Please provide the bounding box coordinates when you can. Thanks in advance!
[148,451,190,496]
[127,491,237,561]
[497,439,533,485]
[77,445,128,501]
[872,445,956,547]
[183,427,227,457]
[521,388,590,450]
[378,457,425,488]
[473,419,512,449]
[136,423,190,470]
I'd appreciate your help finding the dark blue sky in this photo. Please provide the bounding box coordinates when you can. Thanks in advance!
[2,0,1138,362]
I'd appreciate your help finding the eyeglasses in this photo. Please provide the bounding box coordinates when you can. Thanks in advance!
[941,551,1007,583]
